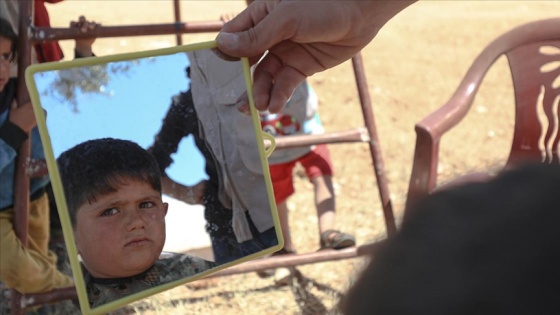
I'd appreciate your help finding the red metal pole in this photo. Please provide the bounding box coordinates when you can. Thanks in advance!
[11,3,33,315]
[173,0,183,45]
[30,21,224,43]
[351,53,397,237]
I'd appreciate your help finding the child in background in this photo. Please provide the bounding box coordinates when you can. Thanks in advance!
[225,0,354,260]
[0,17,74,294]
[261,81,356,255]
[57,138,216,308]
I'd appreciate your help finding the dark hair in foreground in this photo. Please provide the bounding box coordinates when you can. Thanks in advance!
[57,138,162,226]
[340,162,560,315]
[0,17,18,63]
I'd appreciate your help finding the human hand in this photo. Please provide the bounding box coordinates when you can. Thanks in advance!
[70,15,99,57]
[8,100,36,133]
[216,0,415,113]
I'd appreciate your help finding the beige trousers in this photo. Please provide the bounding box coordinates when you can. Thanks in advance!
[0,193,73,293]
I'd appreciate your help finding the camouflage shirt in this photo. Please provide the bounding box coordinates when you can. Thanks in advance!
[84,252,217,308]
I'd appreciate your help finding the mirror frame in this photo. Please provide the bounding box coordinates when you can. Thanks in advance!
[25,40,282,315]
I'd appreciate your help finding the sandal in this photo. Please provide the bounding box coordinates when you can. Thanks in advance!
[320,229,356,250]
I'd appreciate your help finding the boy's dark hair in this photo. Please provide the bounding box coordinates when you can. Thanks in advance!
[57,138,162,226]
[340,163,560,315]
[0,17,18,63]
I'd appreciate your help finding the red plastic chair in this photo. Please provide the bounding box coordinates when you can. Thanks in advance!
[406,18,560,209]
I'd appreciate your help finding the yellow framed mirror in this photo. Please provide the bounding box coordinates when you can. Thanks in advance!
[25,40,282,315]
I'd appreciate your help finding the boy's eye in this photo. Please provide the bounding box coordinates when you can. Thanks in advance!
[0,53,13,62]
[140,201,155,209]
[101,208,120,217]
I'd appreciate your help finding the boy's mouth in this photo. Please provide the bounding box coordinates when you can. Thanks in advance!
[125,237,151,248]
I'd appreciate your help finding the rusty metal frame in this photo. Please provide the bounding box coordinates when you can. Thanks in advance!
[9,0,395,313]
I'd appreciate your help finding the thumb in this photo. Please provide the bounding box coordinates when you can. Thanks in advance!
[216,2,288,58]
[10,99,18,110]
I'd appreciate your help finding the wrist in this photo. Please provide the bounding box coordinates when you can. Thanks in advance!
[74,44,94,58]
[357,0,417,28]
[0,120,28,150]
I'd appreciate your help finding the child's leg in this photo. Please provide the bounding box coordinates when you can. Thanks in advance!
[310,174,336,233]
[202,187,245,264]
[301,145,355,249]
[27,193,56,261]
[276,200,295,252]
[0,194,74,293]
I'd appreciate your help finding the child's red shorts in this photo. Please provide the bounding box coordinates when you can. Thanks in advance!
[269,144,333,204]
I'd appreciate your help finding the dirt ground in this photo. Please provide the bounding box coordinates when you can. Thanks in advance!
[45,1,560,314]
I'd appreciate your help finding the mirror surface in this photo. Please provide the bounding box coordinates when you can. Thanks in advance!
[27,44,280,315]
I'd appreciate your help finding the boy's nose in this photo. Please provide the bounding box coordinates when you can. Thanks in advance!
[0,60,9,75]
[126,209,147,231]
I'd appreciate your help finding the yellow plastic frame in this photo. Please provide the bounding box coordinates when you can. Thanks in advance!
[25,40,282,315]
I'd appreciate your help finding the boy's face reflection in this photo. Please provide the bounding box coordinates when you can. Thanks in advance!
[74,180,168,278]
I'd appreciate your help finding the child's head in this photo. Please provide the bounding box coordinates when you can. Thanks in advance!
[0,17,17,91]
[57,138,168,278]
[340,163,560,315]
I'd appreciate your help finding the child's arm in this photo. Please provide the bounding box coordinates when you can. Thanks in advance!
[161,178,207,205]
[0,100,36,171]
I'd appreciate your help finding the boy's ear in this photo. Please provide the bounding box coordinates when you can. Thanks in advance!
[162,202,169,216]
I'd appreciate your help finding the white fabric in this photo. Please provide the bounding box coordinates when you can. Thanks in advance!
[261,81,324,164]
[187,49,275,242]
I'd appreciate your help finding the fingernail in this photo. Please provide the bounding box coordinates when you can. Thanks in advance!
[217,32,239,51]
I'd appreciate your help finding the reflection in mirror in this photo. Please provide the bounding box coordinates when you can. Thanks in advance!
[29,45,280,314]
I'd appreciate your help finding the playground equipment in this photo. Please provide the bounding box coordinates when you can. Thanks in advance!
[9,1,395,313]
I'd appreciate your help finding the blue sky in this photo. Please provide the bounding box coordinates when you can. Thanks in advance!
[33,52,207,186]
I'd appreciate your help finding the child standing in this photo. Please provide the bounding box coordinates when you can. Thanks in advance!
[261,80,355,255]
[57,138,217,307]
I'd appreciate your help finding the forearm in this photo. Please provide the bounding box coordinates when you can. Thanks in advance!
[357,0,417,25]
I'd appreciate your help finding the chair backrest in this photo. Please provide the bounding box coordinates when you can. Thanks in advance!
[507,38,560,166]
[405,18,560,208]
[464,18,560,167]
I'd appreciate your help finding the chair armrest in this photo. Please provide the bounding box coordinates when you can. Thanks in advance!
[406,42,502,208]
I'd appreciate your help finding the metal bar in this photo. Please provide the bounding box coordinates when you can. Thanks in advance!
[30,21,223,43]
[173,0,183,45]
[7,2,394,310]
[351,53,397,237]
[207,242,381,278]
[274,128,370,149]
[11,1,34,314]
[22,287,78,308]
